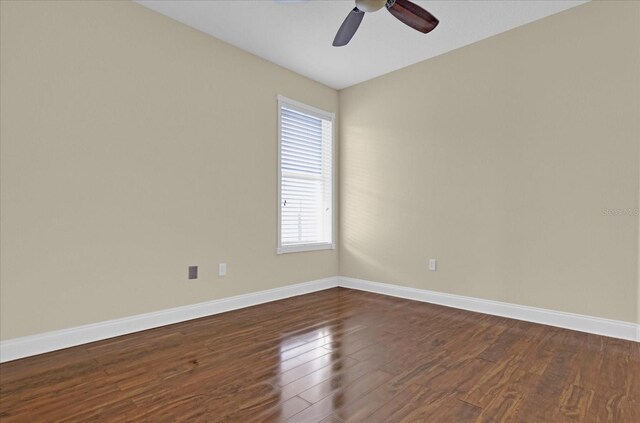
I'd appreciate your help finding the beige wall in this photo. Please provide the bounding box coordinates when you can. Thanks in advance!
[0,0,338,340]
[339,1,640,323]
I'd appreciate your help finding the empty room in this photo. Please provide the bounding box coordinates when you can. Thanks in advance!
[0,0,638,421]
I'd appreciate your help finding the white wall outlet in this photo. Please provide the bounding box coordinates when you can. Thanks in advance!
[218,263,227,277]
[429,259,437,271]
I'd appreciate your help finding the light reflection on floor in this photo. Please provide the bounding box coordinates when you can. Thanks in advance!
[268,298,350,421]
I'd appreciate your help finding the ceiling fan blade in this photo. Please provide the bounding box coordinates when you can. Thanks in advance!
[333,8,365,47]
[386,0,439,34]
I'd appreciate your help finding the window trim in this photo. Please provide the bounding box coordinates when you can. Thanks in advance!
[277,94,336,254]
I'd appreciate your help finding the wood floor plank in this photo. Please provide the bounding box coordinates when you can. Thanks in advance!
[401,397,482,422]
[288,368,394,423]
[297,360,380,404]
[362,383,428,423]
[278,356,359,402]
[0,287,637,422]
[559,384,595,422]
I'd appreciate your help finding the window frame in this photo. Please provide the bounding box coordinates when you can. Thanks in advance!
[277,94,336,254]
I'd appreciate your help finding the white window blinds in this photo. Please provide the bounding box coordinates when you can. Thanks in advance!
[278,96,334,254]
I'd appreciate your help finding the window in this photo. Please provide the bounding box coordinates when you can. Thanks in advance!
[277,95,334,254]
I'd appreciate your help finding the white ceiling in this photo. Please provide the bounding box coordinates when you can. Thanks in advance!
[136,0,588,90]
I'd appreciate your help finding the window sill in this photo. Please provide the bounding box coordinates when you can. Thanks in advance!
[277,243,335,255]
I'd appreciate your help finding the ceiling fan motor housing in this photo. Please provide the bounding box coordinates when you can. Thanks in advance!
[355,0,387,13]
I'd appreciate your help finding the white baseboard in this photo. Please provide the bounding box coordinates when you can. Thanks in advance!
[339,276,640,343]
[0,276,339,363]
[2,275,637,363]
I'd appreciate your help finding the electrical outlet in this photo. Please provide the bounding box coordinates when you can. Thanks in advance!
[188,266,198,279]
[219,263,227,277]
[429,259,437,271]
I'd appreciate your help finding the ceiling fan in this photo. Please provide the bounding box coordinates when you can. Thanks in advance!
[333,0,439,47]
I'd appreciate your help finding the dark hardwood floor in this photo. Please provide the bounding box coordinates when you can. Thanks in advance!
[0,287,638,422]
